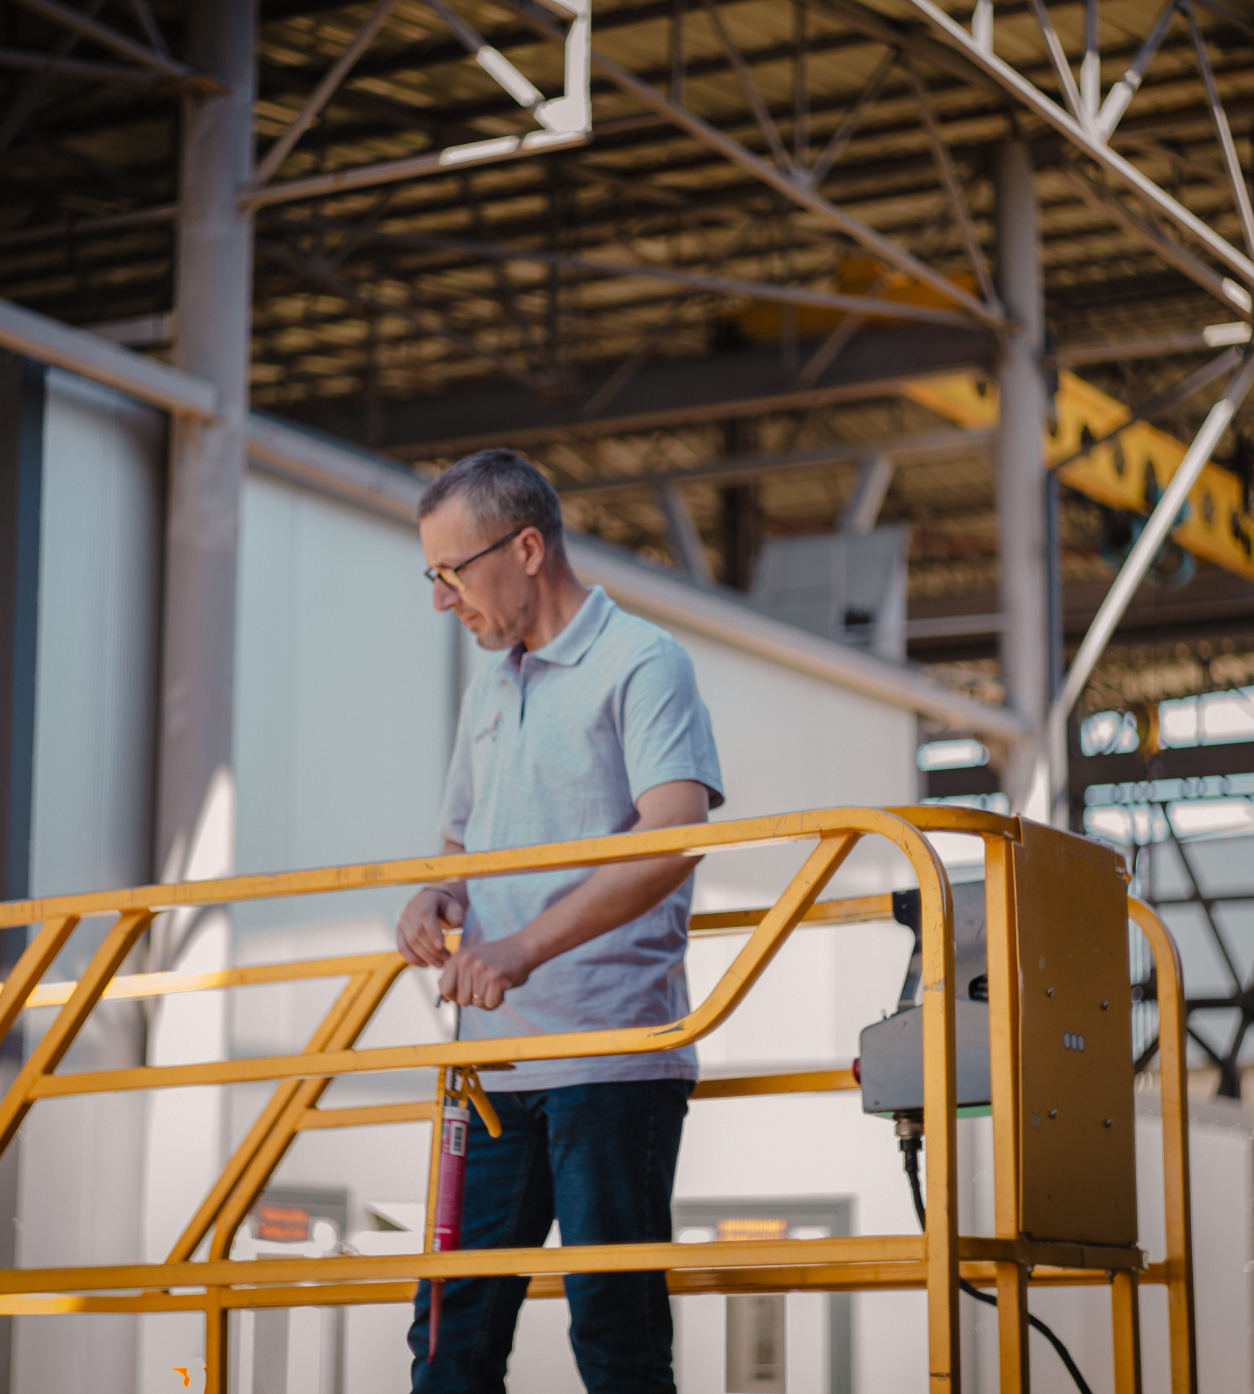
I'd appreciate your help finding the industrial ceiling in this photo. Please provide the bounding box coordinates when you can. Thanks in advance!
[3,0,1254,706]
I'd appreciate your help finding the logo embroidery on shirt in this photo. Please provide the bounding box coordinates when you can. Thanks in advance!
[474,711,503,745]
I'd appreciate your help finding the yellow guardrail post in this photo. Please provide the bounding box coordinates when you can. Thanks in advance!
[1130,898,1197,1394]
[984,829,1032,1393]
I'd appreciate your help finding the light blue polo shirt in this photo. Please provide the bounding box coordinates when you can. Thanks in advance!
[438,584,724,1090]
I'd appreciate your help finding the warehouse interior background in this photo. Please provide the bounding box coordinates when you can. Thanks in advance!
[3,0,1254,1390]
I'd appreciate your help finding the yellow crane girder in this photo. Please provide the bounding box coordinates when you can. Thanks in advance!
[904,372,1254,581]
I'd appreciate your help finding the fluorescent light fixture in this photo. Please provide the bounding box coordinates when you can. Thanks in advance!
[1080,709,1139,756]
[1160,687,1254,748]
[1084,803,1170,846]
[1203,321,1253,347]
[475,46,543,107]
[1168,798,1254,839]
[916,738,990,771]
[438,135,520,166]
[1084,805,1134,845]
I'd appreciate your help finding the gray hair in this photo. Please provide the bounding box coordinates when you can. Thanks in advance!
[417,448,565,555]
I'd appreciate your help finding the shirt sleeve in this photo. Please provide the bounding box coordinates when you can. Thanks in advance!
[438,693,475,846]
[618,637,725,809]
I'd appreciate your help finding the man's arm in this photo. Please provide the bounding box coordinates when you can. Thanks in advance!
[430,779,710,1010]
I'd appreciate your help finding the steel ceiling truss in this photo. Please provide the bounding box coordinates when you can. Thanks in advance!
[902,0,1254,321]
[4,0,1254,418]
[240,0,593,210]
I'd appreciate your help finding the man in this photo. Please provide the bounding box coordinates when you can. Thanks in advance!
[398,448,723,1393]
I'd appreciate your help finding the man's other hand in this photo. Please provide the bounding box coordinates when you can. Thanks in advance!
[439,935,532,1010]
[397,886,464,968]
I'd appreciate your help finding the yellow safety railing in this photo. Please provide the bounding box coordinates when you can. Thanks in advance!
[0,806,1193,1394]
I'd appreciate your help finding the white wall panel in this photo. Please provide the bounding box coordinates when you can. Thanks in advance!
[233,473,458,938]
[14,369,163,1394]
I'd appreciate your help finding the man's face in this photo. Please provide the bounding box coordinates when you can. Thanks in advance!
[419,497,537,650]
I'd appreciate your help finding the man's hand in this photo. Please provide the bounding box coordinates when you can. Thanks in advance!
[439,935,533,1010]
[397,886,464,968]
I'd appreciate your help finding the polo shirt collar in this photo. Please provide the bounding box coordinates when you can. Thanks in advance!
[528,584,615,667]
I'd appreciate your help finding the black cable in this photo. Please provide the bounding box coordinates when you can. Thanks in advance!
[899,1133,1095,1394]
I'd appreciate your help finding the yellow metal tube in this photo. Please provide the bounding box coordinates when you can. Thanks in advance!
[0,909,154,1154]
[208,960,406,1261]
[984,835,1029,1394]
[167,969,380,1263]
[1111,1268,1144,1394]
[0,1233,929,1295]
[0,1257,1166,1318]
[0,806,1016,931]
[1130,898,1198,1394]
[28,832,867,1098]
[918,827,960,1393]
[7,950,402,1009]
[296,1101,436,1130]
[690,1068,857,1099]
[0,915,79,1038]
[424,1068,447,1258]
[689,892,894,936]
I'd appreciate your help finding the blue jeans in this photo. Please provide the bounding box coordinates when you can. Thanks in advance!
[408,1078,692,1393]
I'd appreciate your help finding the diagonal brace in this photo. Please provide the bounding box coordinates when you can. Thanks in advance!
[206,961,406,1261]
[700,0,793,172]
[169,962,404,1263]
[1182,0,1254,259]
[0,910,154,1155]
[249,0,402,191]
[903,55,998,309]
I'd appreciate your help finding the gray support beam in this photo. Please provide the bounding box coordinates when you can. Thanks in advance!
[994,142,1051,814]
[158,0,256,886]
[655,482,714,584]
[559,427,987,498]
[0,297,217,418]
[840,450,895,534]
[297,323,997,456]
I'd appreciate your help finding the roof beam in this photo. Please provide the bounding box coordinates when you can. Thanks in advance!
[0,47,165,84]
[1097,0,1178,139]
[557,427,988,496]
[10,0,222,90]
[288,322,996,456]
[0,295,217,418]
[294,227,977,328]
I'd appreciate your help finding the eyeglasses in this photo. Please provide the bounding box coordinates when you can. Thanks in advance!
[423,528,522,592]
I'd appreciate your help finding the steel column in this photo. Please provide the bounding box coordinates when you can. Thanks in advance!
[994,143,1050,810]
[160,0,256,885]
[154,11,255,1379]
